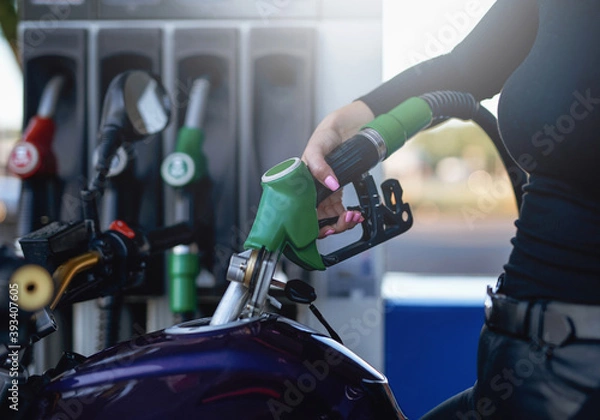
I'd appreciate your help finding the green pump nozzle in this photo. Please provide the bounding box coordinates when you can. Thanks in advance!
[168,245,200,314]
[244,91,481,270]
[244,96,437,270]
[161,77,212,317]
[161,77,211,188]
[244,158,325,270]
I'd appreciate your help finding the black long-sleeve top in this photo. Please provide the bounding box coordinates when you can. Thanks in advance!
[360,0,600,304]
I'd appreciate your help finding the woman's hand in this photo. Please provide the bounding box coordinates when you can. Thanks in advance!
[302,100,375,238]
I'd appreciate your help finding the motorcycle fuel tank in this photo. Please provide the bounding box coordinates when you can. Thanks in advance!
[33,314,405,419]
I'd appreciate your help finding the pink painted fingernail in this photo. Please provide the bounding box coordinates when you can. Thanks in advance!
[324,176,340,191]
[353,212,362,223]
[359,216,365,223]
[325,229,335,236]
[345,212,353,223]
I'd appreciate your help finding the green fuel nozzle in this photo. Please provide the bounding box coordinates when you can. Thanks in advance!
[161,77,211,188]
[168,245,200,315]
[162,77,212,317]
[245,91,480,270]
[244,158,325,270]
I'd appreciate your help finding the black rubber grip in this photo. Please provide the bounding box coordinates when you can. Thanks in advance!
[315,133,381,205]
[147,222,195,254]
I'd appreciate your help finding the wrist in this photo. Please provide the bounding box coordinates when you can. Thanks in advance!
[328,100,375,139]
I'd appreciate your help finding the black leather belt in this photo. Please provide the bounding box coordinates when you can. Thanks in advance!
[484,286,600,347]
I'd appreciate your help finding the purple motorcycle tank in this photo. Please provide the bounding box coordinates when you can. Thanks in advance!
[33,314,405,419]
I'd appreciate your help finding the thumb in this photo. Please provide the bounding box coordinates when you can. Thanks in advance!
[302,144,340,192]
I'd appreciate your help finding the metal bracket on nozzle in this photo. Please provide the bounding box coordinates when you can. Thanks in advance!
[321,173,413,267]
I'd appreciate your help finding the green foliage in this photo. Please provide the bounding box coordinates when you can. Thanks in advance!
[0,0,19,65]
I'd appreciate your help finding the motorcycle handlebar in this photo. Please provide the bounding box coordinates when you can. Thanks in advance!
[147,222,195,254]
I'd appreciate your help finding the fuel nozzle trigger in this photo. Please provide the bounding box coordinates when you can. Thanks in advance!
[321,174,413,267]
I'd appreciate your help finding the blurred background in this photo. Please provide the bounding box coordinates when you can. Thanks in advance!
[381,0,516,277]
[0,0,517,274]
[378,3,516,415]
[0,1,521,418]
[0,0,21,240]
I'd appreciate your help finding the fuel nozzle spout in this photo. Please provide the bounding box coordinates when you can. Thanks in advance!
[38,75,67,119]
[185,77,211,130]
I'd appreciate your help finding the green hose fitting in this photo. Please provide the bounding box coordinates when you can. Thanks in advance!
[168,246,200,314]
[362,96,433,158]
[161,127,208,187]
[244,158,325,271]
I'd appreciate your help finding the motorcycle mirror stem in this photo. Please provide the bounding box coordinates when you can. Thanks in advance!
[82,71,172,232]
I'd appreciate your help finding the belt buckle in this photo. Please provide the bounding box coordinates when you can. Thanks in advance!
[484,285,494,322]
[485,286,531,338]
[484,275,504,322]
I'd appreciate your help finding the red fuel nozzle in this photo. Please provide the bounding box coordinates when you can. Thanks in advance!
[8,75,65,179]
[8,116,57,179]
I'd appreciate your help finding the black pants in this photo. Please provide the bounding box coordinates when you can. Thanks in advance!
[421,325,600,419]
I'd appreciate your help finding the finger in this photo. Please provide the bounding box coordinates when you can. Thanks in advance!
[336,210,364,231]
[319,199,347,219]
[303,151,339,192]
[317,190,345,219]
[318,225,337,239]
[317,210,364,239]
[302,130,341,191]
